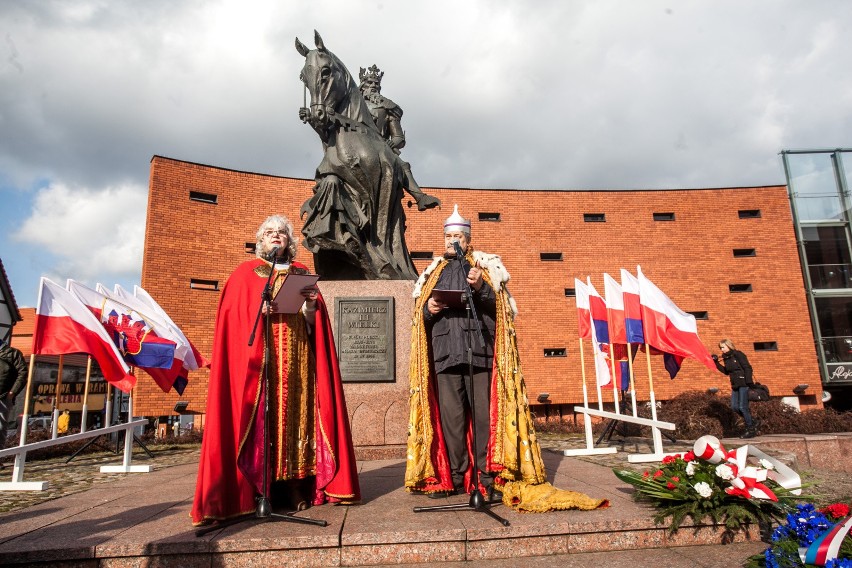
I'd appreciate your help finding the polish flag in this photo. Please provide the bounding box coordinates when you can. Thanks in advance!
[620,269,645,344]
[604,273,626,344]
[32,278,135,392]
[637,267,715,371]
[574,278,591,339]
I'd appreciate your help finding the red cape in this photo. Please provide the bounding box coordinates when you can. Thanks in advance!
[191,259,360,525]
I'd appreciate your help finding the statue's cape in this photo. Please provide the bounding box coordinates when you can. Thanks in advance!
[405,252,608,513]
[191,259,360,525]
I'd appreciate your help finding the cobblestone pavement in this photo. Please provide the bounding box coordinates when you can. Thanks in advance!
[0,443,201,514]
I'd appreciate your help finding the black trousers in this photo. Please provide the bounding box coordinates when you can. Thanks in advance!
[435,365,492,490]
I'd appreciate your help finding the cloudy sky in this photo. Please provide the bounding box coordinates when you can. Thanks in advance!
[1,1,850,308]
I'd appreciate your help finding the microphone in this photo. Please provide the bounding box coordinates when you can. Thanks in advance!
[452,239,465,257]
[267,246,280,261]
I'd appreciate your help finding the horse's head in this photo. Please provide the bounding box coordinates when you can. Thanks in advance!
[296,31,353,127]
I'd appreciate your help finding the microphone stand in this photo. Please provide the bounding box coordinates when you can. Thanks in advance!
[196,252,327,536]
[413,242,509,526]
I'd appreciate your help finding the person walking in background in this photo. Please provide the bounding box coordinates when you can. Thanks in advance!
[712,338,759,438]
[0,339,27,442]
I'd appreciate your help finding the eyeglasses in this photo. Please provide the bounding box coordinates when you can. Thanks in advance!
[263,229,287,238]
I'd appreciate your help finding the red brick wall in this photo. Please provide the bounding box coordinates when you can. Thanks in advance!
[138,156,820,416]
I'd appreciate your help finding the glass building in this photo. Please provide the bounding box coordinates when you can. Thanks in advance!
[782,148,852,409]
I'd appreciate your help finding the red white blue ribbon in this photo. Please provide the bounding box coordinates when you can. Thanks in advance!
[800,515,852,566]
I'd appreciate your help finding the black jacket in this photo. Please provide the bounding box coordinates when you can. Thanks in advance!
[714,349,753,389]
[0,343,27,397]
[423,257,496,374]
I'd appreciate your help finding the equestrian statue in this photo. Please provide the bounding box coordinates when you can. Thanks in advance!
[296,30,440,280]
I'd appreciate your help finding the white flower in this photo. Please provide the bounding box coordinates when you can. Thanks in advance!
[685,462,696,476]
[694,482,713,498]
[715,464,735,480]
[759,459,774,470]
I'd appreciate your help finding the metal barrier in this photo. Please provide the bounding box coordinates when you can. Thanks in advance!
[0,418,151,491]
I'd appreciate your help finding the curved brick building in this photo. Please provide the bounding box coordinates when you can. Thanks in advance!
[139,155,820,446]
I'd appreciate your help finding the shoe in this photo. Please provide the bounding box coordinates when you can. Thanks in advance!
[741,429,756,439]
[752,419,762,431]
[487,485,503,501]
[427,488,457,499]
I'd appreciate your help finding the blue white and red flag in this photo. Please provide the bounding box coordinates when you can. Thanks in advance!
[620,269,645,344]
[587,278,612,386]
[67,281,178,385]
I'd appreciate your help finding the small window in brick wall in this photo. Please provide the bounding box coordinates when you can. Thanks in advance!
[478,212,501,222]
[733,248,756,257]
[540,252,563,261]
[564,288,576,297]
[245,242,257,254]
[190,278,220,291]
[544,348,567,357]
[653,212,676,221]
[754,341,778,351]
[729,284,753,293]
[189,190,218,204]
[738,209,761,219]
[584,213,606,222]
[687,311,709,320]
[410,251,434,260]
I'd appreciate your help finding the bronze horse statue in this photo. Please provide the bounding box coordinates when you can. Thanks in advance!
[296,31,427,280]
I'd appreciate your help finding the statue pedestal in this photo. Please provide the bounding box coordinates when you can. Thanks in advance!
[317,280,415,460]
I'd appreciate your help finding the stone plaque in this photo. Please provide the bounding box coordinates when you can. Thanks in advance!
[335,297,395,382]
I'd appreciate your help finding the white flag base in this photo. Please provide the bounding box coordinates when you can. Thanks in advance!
[0,481,49,491]
[100,464,152,473]
[563,447,618,457]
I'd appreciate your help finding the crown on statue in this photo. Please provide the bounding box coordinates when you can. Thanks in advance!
[359,64,384,85]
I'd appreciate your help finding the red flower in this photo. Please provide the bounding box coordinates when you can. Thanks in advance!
[642,471,650,479]
[671,476,680,483]
[684,451,696,462]
[820,503,851,519]
[653,470,663,478]
[662,455,676,464]
[666,482,676,489]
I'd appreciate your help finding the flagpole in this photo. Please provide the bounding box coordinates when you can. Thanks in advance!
[104,383,112,428]
[644,343,663,453]
[80,356,92,433]
[578,337,596,447]
[608,346,620,415]
[51,354,64,439]
[627,343,638,416]
[16,355,36,447]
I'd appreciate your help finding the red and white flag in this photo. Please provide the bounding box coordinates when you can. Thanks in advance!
[637,266,715,371]
[32,278,135,392]
[604,273,627,344]
[574,278,591,339]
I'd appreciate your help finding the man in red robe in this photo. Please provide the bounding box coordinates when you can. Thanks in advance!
[192,215,360,525]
